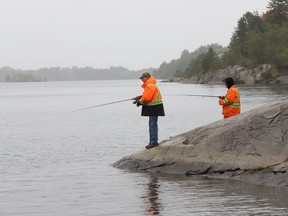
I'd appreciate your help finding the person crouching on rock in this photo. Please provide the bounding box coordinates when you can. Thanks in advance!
[218,77,241,119]
[133,72,165,149]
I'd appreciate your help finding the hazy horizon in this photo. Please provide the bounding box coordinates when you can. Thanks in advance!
[0,0,268,71]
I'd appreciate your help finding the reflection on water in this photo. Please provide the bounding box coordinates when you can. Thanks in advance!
[141,177,161,215]
[1,81,288,215]
[137,173,288,216]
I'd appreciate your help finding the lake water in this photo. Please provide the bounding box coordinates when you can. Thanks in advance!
[0,80,288,215]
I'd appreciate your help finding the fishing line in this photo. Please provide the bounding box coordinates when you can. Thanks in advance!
[72,98,134,112]
[167,94,219,98]
[10,97,135,127]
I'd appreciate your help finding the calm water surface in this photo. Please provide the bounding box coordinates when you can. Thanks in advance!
[0,80,288,215]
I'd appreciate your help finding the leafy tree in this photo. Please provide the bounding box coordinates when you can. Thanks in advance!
[228,12,264,66]
[246,31,266,65]
[183,48,222,78]
[154,44,227,79]
[183,58,200,78]
[173,0,288,79]
[266,0,288,24]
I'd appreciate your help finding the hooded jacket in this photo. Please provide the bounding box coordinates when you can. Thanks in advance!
[219,84,240,118]
[139,76,165,116]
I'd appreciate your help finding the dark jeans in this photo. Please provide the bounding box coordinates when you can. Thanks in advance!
[149,116,158,144]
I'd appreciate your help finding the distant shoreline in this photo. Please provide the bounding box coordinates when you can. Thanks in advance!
[162,65,288,85]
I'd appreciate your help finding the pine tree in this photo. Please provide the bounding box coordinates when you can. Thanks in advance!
[267,0,288,24]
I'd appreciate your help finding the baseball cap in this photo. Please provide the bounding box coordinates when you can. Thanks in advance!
[139,72,151,79]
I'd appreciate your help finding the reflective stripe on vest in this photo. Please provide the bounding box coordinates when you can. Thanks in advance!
[146,84,163,106]
[223,87,240,108]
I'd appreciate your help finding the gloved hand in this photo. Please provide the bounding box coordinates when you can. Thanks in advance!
[132,95,142,107]
[132,100,142,107]
[132,95,142,100]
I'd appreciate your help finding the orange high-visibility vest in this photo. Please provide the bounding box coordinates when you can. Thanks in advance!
[219,85,240,118]
[140,76,163,106]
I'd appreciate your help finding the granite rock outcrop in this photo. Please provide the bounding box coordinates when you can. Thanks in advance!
[114,97,288,186]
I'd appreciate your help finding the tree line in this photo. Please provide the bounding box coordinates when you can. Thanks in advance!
[2,0,287,82]
[155,0,288,80]
[0,66,148,82]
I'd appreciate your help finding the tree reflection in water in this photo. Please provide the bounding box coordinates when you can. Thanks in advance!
[141,177,161,215]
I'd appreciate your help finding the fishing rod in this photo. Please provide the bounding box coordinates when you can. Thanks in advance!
[168,94,220,98]
[73,98,133,112]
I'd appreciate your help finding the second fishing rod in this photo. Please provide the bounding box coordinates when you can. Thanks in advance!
[167,94,220,98]
[73,94,220,112]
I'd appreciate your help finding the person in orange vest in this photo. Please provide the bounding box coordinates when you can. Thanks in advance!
[218,77,241,119]
[133,72,165,149]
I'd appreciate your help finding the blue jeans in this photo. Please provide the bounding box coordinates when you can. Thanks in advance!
[149,116,158,144]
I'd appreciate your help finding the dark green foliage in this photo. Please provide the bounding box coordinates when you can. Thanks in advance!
[224,0,288,72]
[165,0,288,80]
[261,71,273,80]
[266,0,288,25]
[227,11,266,67]
[183,48,222,78]
[154,44,227,79]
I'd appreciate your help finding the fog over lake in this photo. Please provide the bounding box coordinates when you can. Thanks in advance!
[1,80,288,215]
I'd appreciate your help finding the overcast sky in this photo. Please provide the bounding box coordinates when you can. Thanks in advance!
[0,0,269,70]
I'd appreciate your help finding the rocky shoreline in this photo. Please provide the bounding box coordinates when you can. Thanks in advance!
[169,64,288,85]
[114,97,288,187]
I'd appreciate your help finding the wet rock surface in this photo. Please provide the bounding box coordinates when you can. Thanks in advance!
[114,97,288,186]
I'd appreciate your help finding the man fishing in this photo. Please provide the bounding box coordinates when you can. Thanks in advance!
[218,77,241,119]
[133,72,165,149]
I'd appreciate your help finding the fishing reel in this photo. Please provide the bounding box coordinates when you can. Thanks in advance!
[132,95,142,107]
